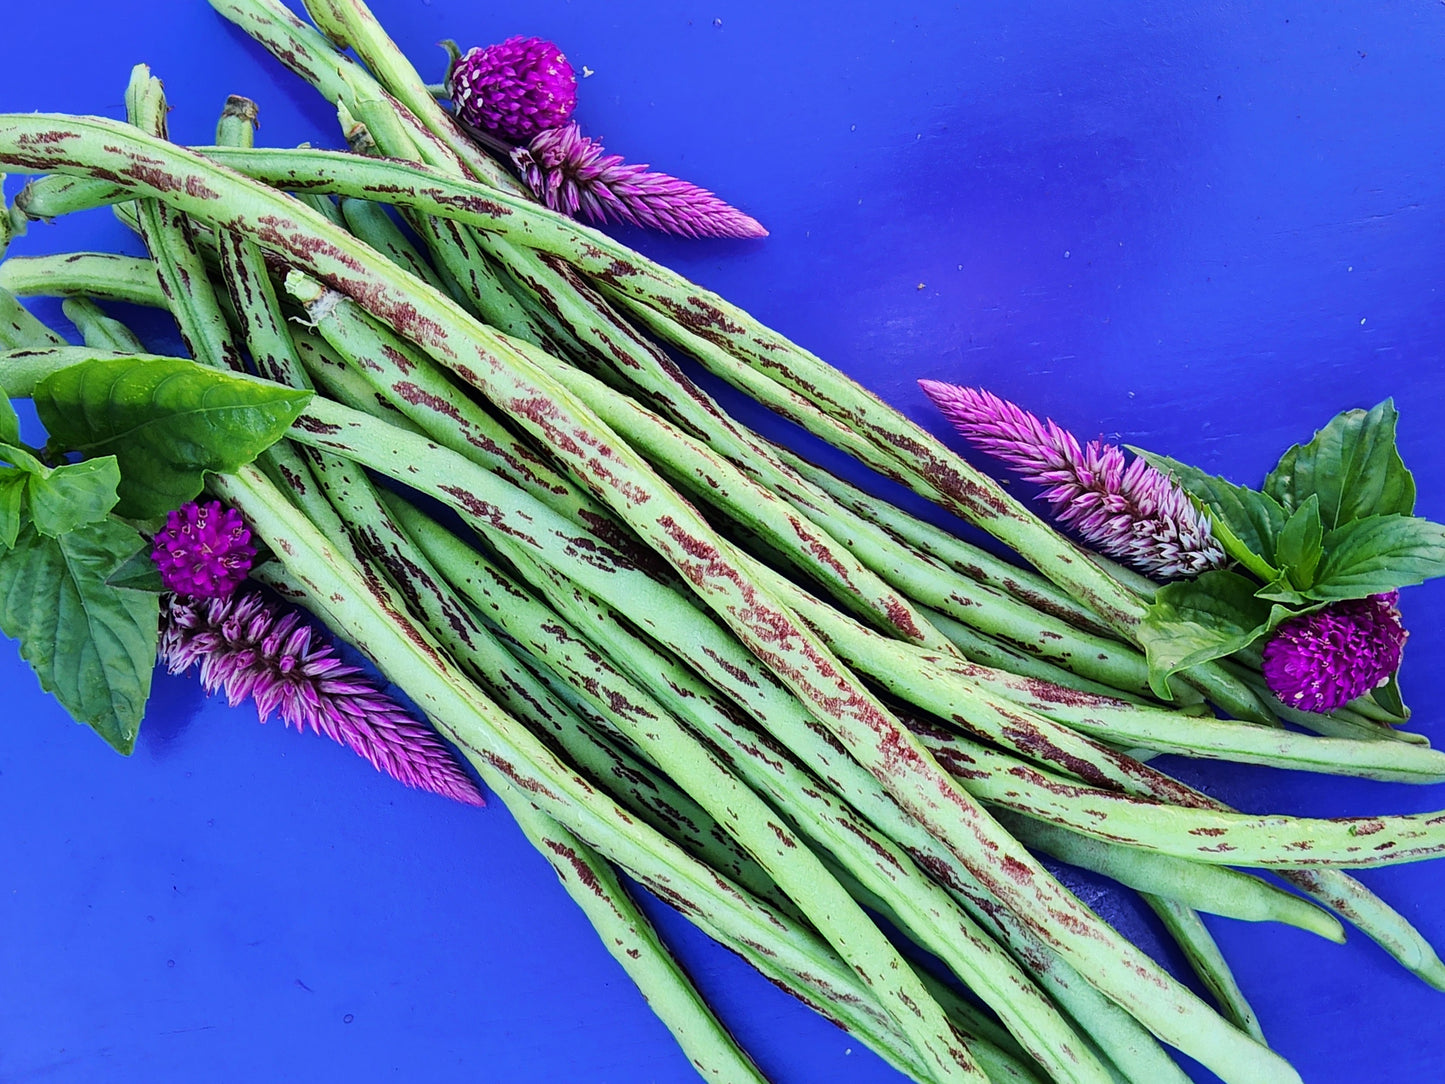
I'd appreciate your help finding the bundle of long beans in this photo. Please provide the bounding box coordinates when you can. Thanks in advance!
[2,2,1445,1082]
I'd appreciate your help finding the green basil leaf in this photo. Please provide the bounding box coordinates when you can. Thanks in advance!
[1306,515,1445,601]
[33,356,311,519]
[1255,575,1309,606]
[1370,672,1409,721]
[1204,508,1279,582]
[1137,569,1274,697]
[0,396,18,446]
[0,468,27,549]
[105,544,165,593]
[0,517,159,754]
[26,456,121,537]
[1275,493,1324,589]
[1264,399,1415,527]
[1130,448,1286,570]
[0,441,46,473]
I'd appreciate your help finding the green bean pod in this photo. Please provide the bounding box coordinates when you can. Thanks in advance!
[0,284,64,349]
[1142,894,1265,1042]
[59,298,144,353]
[992,811,1344,941]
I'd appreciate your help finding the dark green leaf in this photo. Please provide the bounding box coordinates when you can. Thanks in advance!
[0,517,158,753]
[1131,448,1286,569]
[1370,672,1409,721]
[0,441,45,473]
[1275,494,1324,589]
[1307,515,1445,601]
[0,396,18,446]
[34,356,311,519]
[105,544,165,593]
[1264,400,1415,528]
[1204,509,1279,582]
[1137,570,1274,697]
[1255,575,1309,606]
[0,468,26,549]
[26,456,121,537]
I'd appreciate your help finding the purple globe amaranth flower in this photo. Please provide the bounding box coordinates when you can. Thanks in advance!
[151,500,256,598]
[1262,592,1408,714]
[160,590,484,806]
[919,381,1226,580]
[448,36,577,142]
[513,122,768,240]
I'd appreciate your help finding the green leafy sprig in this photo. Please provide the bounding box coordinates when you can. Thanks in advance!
[1131,401,1445,703]
[0,353,309,752]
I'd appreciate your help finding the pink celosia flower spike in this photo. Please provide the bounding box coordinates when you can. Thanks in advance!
[919,380,1226,580]
[513,122,768,239]
[151,499,256,598]
[160,591,484,806]
[448,36,577,142]
[1261,592,1408,714]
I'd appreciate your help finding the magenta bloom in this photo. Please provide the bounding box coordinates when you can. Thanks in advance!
[919,381,1226,580]
[1262,592,1408,714]
[160,591,484,806]
[514,122,768,239]
[151,500,256,598]
[449,36,577,142]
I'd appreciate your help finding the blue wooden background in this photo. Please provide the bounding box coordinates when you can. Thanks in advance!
[3,1,1444,1081]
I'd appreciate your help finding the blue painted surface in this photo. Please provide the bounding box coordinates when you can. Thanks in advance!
[3,2,1445,1081]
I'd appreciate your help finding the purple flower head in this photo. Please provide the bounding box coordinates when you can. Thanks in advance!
[160,591,484,806]
[513,122,768,240]
[1262,592,1408,714]
[448,36,577,142]
[151,500,256,598]
[919,381,1226,580]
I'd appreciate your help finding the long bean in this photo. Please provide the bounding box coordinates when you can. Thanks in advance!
[284,275,667,574]
[60,298,144,352]
[159,132,1231,672]
[297,0,521,192]
[215,334,1190,1084]
[915,724,1445,869]
[920,608,1159,705]
[122,69,244,374]
[991,810,1344,941]
[0,284,64,349]
[0,252,164,307]
[500,778,772,1084]
[339,96,549,345]
[1142,895,1265,1043]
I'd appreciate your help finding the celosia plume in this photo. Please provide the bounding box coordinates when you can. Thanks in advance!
[513,122,767,239]
[1262,592,1407,714]
[448,36,577,141]
[920,381,1226,580]
[160,591,484,806]
[150,499,255,598]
